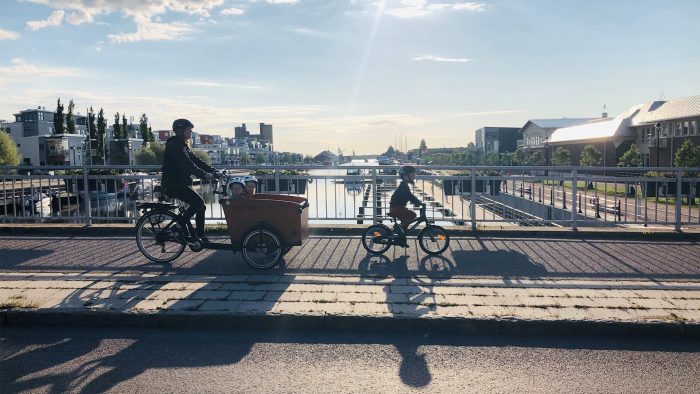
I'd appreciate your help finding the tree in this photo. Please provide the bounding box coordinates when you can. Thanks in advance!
[122,114,128,139]
[419,139,427,157]
[431,153,452,165]
[483,153,500,166]
[139,113,150,143]
[53,98,64,135]
[96,108,107,164]
[255,152,265,164]
[502,152,516,166]
[193,149,212,165]
[113,113,121,140]
[0,131,21,166]
[674,140,700,169]
[147,126,155,142]
[65,99,75,134]
[530,151,545,166]
[551,147,571,167]
[135,143,165,165]
[579,145,602,167]
[618,146,643,167]
[87,107,97,163]
[383,145,396,157]
[514,148,528,166]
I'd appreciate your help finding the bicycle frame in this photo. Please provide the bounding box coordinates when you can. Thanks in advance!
[391,206,430,236]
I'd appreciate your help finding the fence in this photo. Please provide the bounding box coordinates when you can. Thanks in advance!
[1,165,698,230]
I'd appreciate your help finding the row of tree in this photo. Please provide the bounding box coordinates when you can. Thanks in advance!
[52,98,156,164]
[411,138,700,168]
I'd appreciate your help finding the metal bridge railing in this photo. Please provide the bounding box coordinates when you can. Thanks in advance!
[1,165,698,230]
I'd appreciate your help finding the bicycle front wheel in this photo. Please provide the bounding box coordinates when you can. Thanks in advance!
[361,224,392,255]
[136,210,186,263]
[418,225,450,255]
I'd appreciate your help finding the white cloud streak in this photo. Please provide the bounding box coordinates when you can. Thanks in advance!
[220,7,245,16]
[357,0,484,18]
[412,55,471,63]
[457,110,524,116]
[266,0,299,4]
[0,29,20,40]
[21,0,225,41]
[26,10,65,31]
[0,58,81,86]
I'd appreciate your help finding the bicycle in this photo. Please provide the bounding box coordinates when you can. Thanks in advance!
[135,171,308,269]
[361,205,450,255]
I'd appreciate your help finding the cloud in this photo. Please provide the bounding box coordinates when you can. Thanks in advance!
[178,81,265,90]
[457,110,524,116]
[357,0,485,18]
[266,0,299,4]
[26,10,65,31]
[220,7,245,16]
[21,0,225,41]
[0,58,82,87]
[290,27,329,38]
[412,55,471,63]
[0,29,20,40]
[108,19,196,43]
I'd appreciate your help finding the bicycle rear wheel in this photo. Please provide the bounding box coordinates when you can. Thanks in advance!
[136,210,186,263]
[361,224,392,255]
[417,225,450,255]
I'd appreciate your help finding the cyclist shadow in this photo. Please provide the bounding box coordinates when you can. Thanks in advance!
[357,253,434,388]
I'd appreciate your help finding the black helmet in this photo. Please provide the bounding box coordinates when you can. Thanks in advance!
[398,165,416,180]
[172,118,194,134]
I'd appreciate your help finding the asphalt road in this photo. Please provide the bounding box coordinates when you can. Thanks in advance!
[2,326,699,393]
[1,235,699,280]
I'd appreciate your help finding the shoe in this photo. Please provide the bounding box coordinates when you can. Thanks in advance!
[199,236,210,244]
[396,237,409,248]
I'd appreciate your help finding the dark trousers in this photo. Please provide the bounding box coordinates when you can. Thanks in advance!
[389,206,417,230]
[166,185,206,237]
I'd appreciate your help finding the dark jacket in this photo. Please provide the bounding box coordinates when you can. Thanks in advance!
[390,180,422,208]
[161,136,214,189]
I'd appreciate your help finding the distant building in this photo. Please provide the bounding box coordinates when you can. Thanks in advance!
[547,96,700,167]
[629,96,700,167]
[474,127,520,154]
[260,123,273,144]
[4,107,88,165]
[518,118,597,150]
[235,123,250,139]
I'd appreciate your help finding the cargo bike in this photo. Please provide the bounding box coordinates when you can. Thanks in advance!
[135,171,309,269]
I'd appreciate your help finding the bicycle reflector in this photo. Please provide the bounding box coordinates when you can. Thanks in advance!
[373,232,382,236]
[437,234,446,240]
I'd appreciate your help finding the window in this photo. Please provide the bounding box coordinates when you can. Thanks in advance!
[675,121,682,137]
[38,112,44,121]
[693,120,699,136]
[684,121,690,136]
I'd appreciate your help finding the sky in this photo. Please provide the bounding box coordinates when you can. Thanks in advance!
[1,0,699,155]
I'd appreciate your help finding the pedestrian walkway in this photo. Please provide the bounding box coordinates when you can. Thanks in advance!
[1,234,699,335]
[1,270,699,327]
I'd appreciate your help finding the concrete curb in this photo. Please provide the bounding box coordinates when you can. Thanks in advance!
[1,224,699,240]
[2,310,698,339]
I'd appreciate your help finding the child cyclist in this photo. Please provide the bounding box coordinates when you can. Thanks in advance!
[389,165,425,248]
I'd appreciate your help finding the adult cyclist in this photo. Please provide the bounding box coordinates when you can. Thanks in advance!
[161,118,217,243]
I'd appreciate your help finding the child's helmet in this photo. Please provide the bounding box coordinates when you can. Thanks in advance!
[243,175,258,184]
[398,165,417,179]
[228,177,246,188]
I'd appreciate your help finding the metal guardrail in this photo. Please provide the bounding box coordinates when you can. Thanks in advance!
[1,165,699,230]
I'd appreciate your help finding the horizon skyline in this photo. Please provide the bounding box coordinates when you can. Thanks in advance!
[1,0,699,155]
